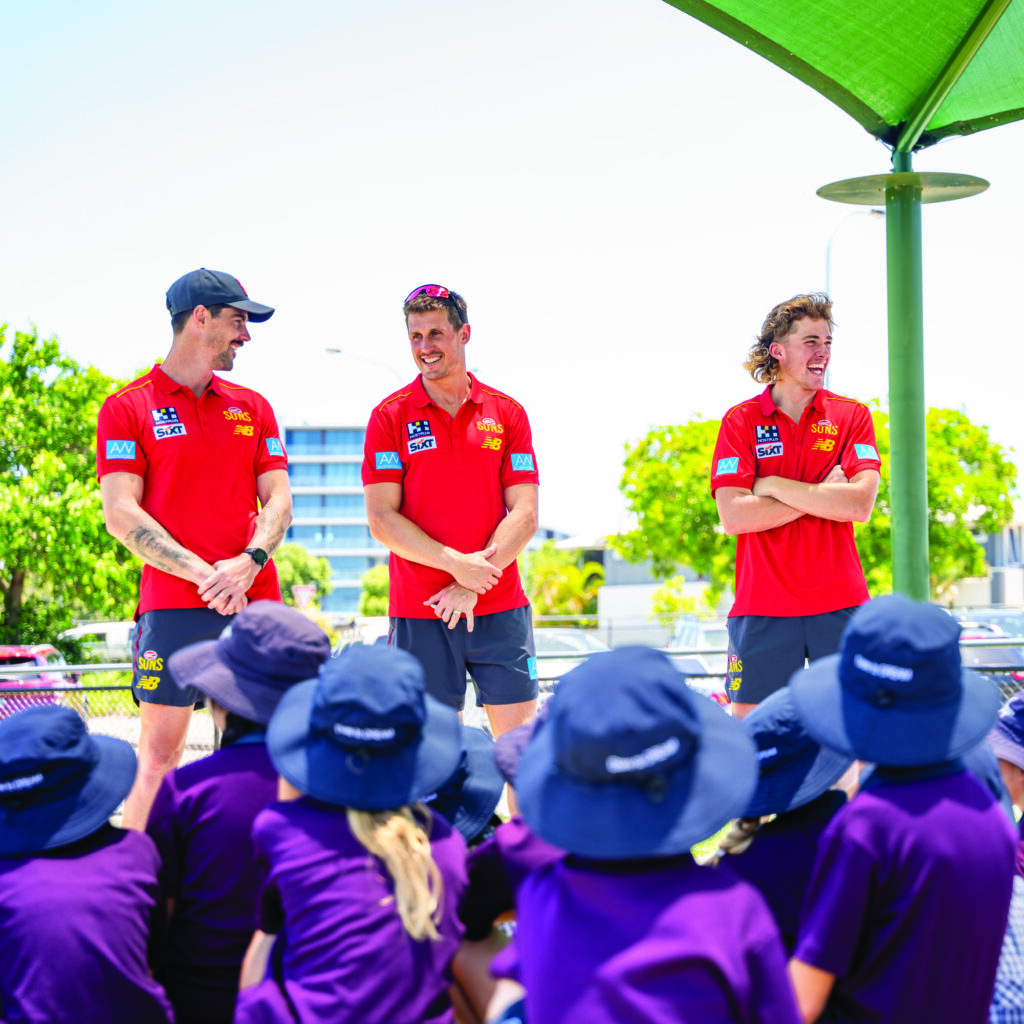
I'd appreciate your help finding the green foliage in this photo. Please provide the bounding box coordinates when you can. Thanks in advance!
[0,325,139,642]
[649,576,701,617]
[611,419,730,607]
[273,542,333,607]
[359,562,390,617]
[615,407,1018,603]
[854,407,1018,601]
[522,540,604,620]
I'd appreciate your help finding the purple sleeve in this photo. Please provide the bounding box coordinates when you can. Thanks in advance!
[745,932,803,1024]
[489,939,521,984]
[793,825,874,976]
[145,774,183,899]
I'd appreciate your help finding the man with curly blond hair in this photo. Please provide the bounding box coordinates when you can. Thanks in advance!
[710,294,881,719]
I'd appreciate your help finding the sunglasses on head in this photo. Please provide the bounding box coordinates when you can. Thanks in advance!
[404,284,463,326]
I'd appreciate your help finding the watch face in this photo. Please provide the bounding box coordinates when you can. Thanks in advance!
[247,547,269,567]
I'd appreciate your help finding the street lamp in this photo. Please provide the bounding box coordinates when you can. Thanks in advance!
[824,207,884,389]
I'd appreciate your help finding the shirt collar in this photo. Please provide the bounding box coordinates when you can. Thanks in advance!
[759,384,830,417]
[150,363,223,398]
[413,371,479,410]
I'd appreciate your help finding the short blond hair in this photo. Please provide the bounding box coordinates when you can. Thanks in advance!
[744,293,833,383]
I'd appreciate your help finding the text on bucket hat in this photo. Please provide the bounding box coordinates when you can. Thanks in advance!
[515,646,757,859]
[790,594,1002,766]
[988,692,1024,771]
[0,706,136,856]
[267,645,461,811]
[165,268,274,322]
[168,601,331,726]
[740,687,853,817]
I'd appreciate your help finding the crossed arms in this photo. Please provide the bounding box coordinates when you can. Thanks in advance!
[716,464,880,536]
[364,481,539,631]
[100,468,292,615]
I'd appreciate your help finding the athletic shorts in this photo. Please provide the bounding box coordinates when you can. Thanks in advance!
[133,608,234,707]
[726,606,859,705]
[389,606,538,712]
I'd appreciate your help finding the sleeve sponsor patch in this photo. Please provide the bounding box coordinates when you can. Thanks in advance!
[511,453,535,472]
[265,438,284,457]
[715,457,739,475]
[854,443,879,460]
[375,451,402,470]
[105,440,136,459]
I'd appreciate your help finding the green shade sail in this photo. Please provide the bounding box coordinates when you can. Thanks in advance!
[661,0,1022,601]
[661,0,1024,151]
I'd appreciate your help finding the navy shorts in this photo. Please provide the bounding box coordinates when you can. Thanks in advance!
[133,608,234,707]
[390,606,538,712]
[726,606,858,705]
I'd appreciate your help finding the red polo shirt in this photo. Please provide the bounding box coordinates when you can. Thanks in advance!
[96,364,287,613]
[362,373,540,618]
[710,386,881,617]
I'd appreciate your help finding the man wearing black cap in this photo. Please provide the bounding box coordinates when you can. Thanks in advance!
[97,268,292,829]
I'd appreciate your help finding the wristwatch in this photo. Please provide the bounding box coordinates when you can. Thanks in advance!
[244,547,269,570]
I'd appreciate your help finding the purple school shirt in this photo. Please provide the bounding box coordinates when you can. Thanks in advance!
[1016,816,1024,879]
[460,815,564,940]
[492,853,801,1024]
[0,825,173,1024]
[146,738,278,1020]
[234,796,468,1024]
[795,769,1015,1023]
[726,790,847,955]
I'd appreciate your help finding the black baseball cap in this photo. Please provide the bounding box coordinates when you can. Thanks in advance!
[166,268,274,323]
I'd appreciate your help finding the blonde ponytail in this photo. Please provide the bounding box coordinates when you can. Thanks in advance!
[347,804,444,941]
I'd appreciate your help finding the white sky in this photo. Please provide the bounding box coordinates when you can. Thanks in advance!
[5,0,1022,537]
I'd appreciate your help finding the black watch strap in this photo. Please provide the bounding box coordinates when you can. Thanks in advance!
[244,547,269,569]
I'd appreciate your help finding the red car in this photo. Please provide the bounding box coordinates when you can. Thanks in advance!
[0,644,81,718]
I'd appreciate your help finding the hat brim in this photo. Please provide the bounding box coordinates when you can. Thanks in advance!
[988,727,1024,772]
[267,679,462,810]
[743,741,853,818]
[790,654,1003,766]
[0,735,136,856]
[227,299,274,323]
[428,726,505,842]
[169,640,281,725]
[517,696,757,859]
[493,720,536,787]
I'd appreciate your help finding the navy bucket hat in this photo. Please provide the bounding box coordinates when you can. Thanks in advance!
[989,692,1024,771]
[423,726,505,843]
[169,601,331,725]
[516,646,757,859]
[741,687,854,817]
[790,595,1002,767]
[267,645,461,811]
[0,706,136,856]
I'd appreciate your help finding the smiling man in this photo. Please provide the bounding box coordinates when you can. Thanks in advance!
[97,268,292,828]
[710,293,881,719]
[362,284,539,739]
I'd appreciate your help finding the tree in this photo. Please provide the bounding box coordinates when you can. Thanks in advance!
[613,408,1018,603]
[521,540,604,621]
[359,563,390,617]
[0,326,139,643]
[273,542,333,608]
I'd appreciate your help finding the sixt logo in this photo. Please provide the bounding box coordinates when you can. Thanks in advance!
[406,420,432,440]
[716,457,739,475]
[376,451,401,470]
[476,418,504,434]
[408,437,437,454]
[511,453,534,472]
[755,424,780,444]
[755,442,783,459]
[106,440,136,460]
[154,422,186,440]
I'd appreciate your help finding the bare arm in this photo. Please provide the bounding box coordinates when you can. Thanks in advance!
[716,486,807,536]
[753,468,880,523]
[100,472,216,585]
[423,484,538,631]
[197,469,294,612]
[364,481,501,593]
[239,929,276,990]
[788,958,835,1023]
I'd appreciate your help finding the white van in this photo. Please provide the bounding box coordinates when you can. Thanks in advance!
[58,621,135,662]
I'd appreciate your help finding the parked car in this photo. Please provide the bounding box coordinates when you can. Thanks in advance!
[533,628,611,693]
[58,620,135,662]
[0,644,82,718]
[662,617,730,705]
[955,621,1024,701]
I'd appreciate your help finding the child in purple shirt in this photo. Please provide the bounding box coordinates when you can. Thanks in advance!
[788,595,1016,1024]
[0,706,174,1024]
[235,644,469,1024]
[146,600,332,1024]
[704,686,854,954]
[490,646,802,1024]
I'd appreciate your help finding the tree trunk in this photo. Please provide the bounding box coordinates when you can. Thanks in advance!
[4,568,26,636]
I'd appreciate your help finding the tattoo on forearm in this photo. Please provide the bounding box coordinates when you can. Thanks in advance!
[253,499,290,554]
[125,525,194,575]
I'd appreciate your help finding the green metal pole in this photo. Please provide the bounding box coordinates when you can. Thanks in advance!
[885,150,929,600]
